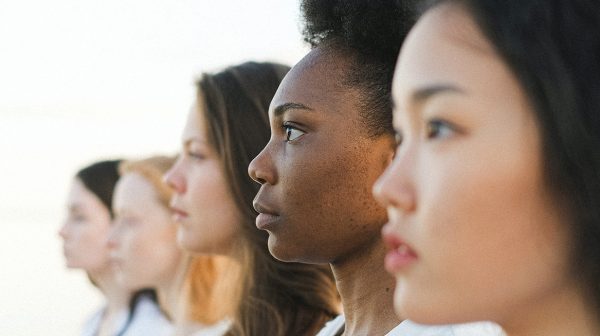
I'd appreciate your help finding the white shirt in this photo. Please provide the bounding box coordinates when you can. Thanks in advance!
[125,294,173,336]
[189,319,231,336]
[316,315,505,336]
[80,295,173,336]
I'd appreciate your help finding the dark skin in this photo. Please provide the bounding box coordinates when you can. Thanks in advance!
[249,47,399,335]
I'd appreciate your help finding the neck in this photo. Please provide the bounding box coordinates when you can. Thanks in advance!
[90,269,130,314]
[331,238,401,336]
[502,281,600,336]
[157,256,190,322]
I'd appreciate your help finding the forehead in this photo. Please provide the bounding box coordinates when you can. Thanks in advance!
[68,178,103,209]
[182,103,207,140]
[270,47,358,115]
[393,4,497,99]
[114,173,158,206]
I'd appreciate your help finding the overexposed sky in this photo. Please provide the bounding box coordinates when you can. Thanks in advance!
[0,1,308,334]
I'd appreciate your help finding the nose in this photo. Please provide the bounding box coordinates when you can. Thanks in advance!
[106,223,121,249]
[373,144,417,213]
[164,156,186,194]
[248,144,277,185]
[58,221,69,239]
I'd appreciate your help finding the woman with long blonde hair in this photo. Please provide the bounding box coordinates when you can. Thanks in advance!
[109,155,228,335]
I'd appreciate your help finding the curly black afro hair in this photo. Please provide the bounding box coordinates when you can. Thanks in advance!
[300,0,417,136]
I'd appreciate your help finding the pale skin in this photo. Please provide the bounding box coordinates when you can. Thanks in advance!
[108,172,187,321]
[59,178,131,336]
[164,103,241,257]
[248,48,399,335]
[374,4,600,336]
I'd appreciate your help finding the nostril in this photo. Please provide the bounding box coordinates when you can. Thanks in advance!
[254,177,266,185]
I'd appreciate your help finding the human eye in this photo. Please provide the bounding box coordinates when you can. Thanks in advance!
[283,123,306,142]
[186,149,205,160]
[69,211,86,222]
[426,119,458,140]
[184,143,207,160]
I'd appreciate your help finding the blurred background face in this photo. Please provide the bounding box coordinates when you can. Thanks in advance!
[248,48,394,264]
[109,172,182,289]
[374,4,572,325]
[165,105,240,255]
[59,178,112,273]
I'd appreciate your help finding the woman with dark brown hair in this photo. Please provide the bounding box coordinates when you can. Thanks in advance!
[164,61,339,336]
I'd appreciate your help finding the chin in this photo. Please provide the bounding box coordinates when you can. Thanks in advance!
[267,235,331,264]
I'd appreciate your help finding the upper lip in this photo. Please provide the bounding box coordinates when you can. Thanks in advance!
[252,197,279,216]
[169,203,188,217]
[382,225,417,256]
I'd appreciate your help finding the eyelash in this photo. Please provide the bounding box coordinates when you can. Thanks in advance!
[393,118,459,147]
[282,123,305,142]
[185,150,205,160]
[426,119,458,139]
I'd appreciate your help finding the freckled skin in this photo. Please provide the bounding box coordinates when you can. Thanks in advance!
[250,47,394,264]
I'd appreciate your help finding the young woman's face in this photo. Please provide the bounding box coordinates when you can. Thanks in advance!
[164,104,240,255]
[248,48,394,264]
[109,173,182,289]
[59,178,113,272]
[374,4,573,325]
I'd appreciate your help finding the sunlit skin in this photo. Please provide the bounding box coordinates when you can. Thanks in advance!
[374,4,598,336]
[248,47,399,336]
[109,172,185,317]
[164,103,241,256]
[59,178,112,272]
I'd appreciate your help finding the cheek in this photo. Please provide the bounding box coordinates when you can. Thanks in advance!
[409,139,570,320]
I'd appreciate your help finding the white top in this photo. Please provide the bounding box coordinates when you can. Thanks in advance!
[315,315,505,336]
[80,307,128,336]
[189,319,231,336]
[125,294,173,336]
[80,294,173,336]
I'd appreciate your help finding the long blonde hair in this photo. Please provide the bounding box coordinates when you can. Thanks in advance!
[120,155,228,325]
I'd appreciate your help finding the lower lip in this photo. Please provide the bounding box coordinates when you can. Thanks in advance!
[385,248,417,273]
[256,213,279,230]
[172,212,188,222]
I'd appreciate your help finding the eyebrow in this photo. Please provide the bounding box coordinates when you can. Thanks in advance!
[411,84,466,103]
[273,102,313,117]
[183,137,208,147]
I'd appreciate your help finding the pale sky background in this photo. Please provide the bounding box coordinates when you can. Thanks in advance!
[0,0,308,334]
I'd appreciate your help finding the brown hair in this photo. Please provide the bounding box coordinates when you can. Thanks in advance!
[196,61,340,336]
[119,155,227,325]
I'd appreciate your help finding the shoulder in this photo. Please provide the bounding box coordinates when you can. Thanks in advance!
[315,315,345,336]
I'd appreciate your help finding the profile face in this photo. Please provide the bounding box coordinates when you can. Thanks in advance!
[248,47,394,263]
[164,104,240,255]
[374,4,572,324]
[59,178,113,272]
[109,173,182,289]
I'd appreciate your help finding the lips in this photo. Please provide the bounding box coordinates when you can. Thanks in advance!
[252,198,280,230]
[382,224,418,273]
[169,204,189,222]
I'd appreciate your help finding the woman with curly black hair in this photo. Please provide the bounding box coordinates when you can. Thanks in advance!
[249,1,501,335]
